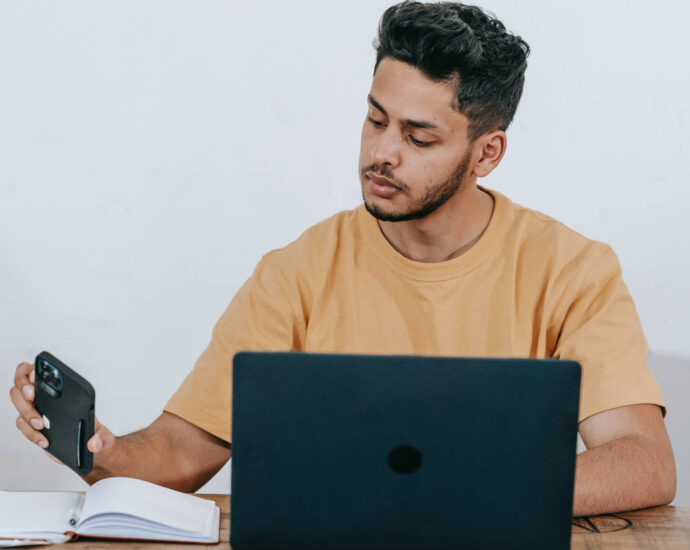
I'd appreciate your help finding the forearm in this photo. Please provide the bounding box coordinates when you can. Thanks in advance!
[573,434,676,517]
[84,425,197,492]
[83,412,231,493]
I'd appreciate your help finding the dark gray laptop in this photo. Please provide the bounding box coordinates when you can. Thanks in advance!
[230,352,580,550]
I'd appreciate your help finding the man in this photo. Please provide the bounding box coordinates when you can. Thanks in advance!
[10,1,675,516]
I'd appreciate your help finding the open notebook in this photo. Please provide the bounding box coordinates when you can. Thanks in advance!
[0,477,220,546]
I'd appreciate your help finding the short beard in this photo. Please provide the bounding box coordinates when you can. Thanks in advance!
[363,148,472,222]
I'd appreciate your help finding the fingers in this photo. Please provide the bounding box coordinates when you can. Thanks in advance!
[11,362,47,449]
[17,412,64,464]
[9,385,43,430]
[14,363,34,389]
[87,417,116,454]
[16,415,48,449]
[13,361,36,409]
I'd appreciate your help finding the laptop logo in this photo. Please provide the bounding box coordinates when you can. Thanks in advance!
[388,445,422,474]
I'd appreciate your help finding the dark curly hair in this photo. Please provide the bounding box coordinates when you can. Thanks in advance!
[373,1,530,141]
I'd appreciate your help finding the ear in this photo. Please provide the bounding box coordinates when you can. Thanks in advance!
[472,130,507,178]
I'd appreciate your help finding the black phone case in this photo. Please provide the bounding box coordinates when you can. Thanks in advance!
[34,351,95,476]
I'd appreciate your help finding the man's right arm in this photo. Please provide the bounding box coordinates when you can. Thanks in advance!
[11,362,230,493]
[84,411,231,492]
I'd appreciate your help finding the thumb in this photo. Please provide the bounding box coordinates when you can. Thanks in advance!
[87,417,115,453]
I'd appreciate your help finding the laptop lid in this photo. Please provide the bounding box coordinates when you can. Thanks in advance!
[231,352,580,550]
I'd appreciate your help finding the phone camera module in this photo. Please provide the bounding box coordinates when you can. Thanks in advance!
[38,361,63,395]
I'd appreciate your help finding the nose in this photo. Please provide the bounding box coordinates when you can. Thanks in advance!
[371,127,401,169]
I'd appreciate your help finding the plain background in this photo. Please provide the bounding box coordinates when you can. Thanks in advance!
[1,1,688,504]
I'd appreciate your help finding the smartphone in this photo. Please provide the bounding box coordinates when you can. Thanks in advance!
[34,351,95,476]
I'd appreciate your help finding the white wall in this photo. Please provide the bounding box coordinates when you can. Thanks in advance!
[1,0,688,504]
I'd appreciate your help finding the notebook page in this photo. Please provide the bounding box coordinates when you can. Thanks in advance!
[69,507,219,542]
[0,491,82,539]
[0,537,70,548]
[78,477,216,536]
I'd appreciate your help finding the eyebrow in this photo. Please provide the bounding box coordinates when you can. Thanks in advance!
[367,94,441,131]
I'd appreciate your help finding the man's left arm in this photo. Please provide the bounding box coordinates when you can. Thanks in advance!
[573,403,676,517]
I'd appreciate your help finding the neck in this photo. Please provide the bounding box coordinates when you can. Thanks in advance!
[377,183,495,263]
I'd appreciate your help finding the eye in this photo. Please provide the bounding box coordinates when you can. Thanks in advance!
[409,136,433,148]
[368,116,433,147]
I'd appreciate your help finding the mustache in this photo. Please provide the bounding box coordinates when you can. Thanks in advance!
[361,164,408,192]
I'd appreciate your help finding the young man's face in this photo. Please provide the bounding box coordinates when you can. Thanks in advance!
[359,57,475,222]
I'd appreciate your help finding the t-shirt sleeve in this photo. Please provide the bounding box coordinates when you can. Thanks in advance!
[553,245,665,423]
[164,254,304,442]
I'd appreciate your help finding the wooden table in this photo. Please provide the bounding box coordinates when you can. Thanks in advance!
[55,495,690,549]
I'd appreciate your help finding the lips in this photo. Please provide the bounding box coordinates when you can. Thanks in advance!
[366,171,401,199]
[367,172,400,190]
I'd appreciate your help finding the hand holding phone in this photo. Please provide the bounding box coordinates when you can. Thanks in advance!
[11,353,117,476]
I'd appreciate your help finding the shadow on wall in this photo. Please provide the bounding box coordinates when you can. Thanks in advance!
[648,352,690,506]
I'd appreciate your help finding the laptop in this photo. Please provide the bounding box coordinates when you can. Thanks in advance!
[230,352,580,550]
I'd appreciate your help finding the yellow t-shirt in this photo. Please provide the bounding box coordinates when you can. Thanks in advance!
[164,186,665,442]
